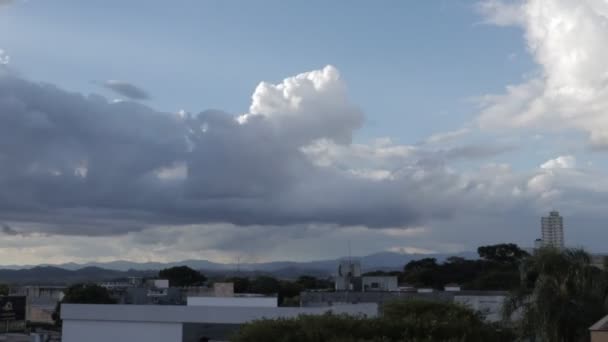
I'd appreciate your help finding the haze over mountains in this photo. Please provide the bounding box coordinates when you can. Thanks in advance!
[0,252,477,275]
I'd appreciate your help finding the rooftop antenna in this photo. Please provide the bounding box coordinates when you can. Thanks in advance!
[348,240,352,264]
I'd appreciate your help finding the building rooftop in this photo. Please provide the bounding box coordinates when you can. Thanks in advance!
[61,303,378,324]
[590,315,608,331]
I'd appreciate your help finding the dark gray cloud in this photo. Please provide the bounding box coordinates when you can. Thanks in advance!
[102,80,150,100]
[0,67,598,241]
[440,144,515,160]
[0,66,497,236]
[1,223,19,236]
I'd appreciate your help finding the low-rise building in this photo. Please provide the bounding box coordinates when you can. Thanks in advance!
[187,295,277,308]
[61,303,378,342]
[590,314,608,342]
[362,276,398,292]
[9,286,65,324]
[300,290,509,322]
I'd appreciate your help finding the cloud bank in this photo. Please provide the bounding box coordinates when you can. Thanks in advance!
[478,0,608,148]
[2,55,608,262]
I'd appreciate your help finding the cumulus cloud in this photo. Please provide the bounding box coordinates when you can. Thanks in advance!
[3,63,608,261]
[540,155,576,169]
[476,0,525,26]
[0,66,452,236]
[0,50,9,65]
[102,80,150,100]
[477,0,608,148]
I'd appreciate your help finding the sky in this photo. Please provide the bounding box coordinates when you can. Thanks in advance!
[1,0,608,265]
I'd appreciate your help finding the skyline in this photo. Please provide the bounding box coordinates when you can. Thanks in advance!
[1,0,608,264]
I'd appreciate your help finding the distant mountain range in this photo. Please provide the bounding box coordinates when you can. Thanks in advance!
[0,251,477,284]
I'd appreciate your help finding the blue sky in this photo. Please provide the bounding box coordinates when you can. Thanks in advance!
[0,0,534,142]
[1,0,608,264]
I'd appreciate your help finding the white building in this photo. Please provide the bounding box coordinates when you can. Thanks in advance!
[187,296,277,308]
[335,260,362,291]
[361,276,398,292]
[61,303,378,342]
[541,210,564,248]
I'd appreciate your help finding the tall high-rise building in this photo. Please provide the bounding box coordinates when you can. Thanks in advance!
[541,211,564,248]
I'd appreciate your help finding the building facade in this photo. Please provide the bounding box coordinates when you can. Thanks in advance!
[361,276,398,292]
[541,210,564,248]
[61,303,378,342]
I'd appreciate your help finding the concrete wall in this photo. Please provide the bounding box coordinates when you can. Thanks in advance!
[187,296,277,307]
[62,320,182,342]
[362,277,398,292]
[592,331,608,342]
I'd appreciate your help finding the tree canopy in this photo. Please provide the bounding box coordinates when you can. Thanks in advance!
[158,266,206,287]
[232,300,514,342]
[477,243,529,264]
[401,244,528,290]
[505,247,608,342]
[61,283,116,304]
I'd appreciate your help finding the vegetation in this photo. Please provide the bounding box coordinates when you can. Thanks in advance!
[225,275,332,306]
[158,265,206,287]
[505,248,608,342]
[400,243,529,290]
[61,283,116,304]
[232,300,514,342]
[52,283,116,326]
[0,284,8,296]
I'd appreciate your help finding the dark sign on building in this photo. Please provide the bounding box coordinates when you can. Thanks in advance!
[0,296,26,321]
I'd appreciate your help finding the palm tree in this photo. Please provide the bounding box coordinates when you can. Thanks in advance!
[504,248,608,342]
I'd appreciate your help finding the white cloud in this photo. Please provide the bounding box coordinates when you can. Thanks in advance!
[387,246,437,255]
[238,65,363,145]
[540,155,576,169]
[0,50,9,65]
[424,128,470,144]
[477,0,525,26]
[477,0,608,147]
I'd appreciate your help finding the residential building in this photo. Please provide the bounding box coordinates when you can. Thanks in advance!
[541,210,565,248]
[590,314,608,342]
[362,276,398,292]
[9,286,65,324]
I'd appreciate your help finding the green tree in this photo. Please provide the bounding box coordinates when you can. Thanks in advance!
[249,276,280,295]
[62,283,116,304]
[53,283,116,326]
[295,276,332,290]
[504,248,608,342]
[226,277,251,293]
[232,300,514,342]
[0,284,8,296]
[158,266,206,287]
[403,258,438,273]
[477,243,529,264]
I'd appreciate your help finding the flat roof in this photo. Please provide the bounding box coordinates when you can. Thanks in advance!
[61,303,378,324]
